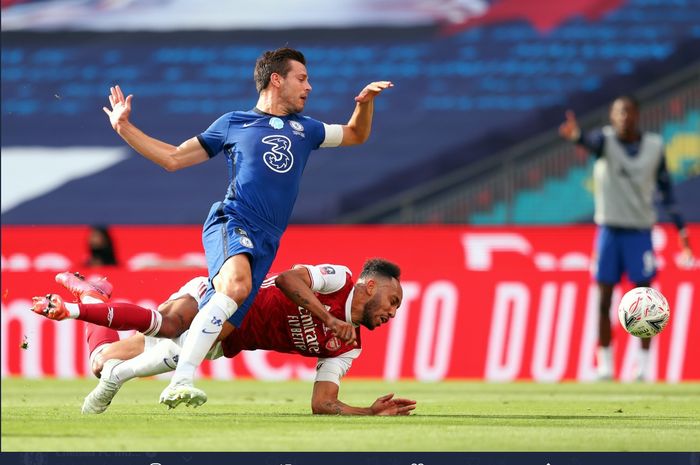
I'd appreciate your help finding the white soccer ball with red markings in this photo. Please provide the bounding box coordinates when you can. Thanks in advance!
[617,287,670,338]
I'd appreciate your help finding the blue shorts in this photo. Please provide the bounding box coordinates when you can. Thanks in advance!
[199,201,282,328]
[593,226,656,285]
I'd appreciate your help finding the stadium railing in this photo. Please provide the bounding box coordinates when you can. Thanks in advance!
[338,62,700,225]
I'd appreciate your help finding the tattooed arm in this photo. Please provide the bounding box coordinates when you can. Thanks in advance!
[274,267,356,345]
[311,380,416,416]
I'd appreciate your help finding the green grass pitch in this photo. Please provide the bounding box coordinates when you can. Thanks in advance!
[2,378,699,452]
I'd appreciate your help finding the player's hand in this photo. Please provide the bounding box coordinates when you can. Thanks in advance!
[326,317,357,346]
[676,247,695,269]
[559,110,580,141]
[103,85,133,130]
[371,393,417,416]
[354,81,394,103]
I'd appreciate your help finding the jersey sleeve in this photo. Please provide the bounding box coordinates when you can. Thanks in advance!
[294,264,351,294]
[577,128,605,158]
[314,349,361,385]
[166,277,208,304]
[197,113,232,158]
[656,153,686,231]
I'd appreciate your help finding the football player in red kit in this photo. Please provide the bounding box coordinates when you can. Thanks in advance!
[32,258,415,416]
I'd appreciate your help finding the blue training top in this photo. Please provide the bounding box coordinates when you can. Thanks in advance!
[197,108,329,232]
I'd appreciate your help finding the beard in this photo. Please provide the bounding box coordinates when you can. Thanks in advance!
[360,296,380,330]
[280,89,306,114]
[290,100,305,114]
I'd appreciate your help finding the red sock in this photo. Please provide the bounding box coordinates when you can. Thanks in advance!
[78,302,161,335]
[86,323,119,356]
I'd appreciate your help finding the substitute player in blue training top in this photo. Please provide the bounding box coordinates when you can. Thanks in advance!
[103,47,393,408]
[559,95,693,382]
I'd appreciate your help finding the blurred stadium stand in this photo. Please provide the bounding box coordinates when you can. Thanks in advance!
[2,0,699,224]
[347,64,700,224]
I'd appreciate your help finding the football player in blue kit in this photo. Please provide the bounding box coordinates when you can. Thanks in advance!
[103,47,393,408]
[559,96,693,381]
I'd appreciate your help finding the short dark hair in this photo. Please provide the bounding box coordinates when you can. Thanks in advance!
[359,258,401,281]
[613,95,640,110]
[254,47,306,93]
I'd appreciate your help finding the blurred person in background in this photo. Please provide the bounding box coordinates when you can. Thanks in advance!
[85,225,118,267]
[559,95,693,381]
[103,47,393,408]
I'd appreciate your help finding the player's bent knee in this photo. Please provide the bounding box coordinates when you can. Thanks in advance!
[214,272,252,306]
[214,285,250,309]
[226,279,252,303]
[158,316,187,339]
[89,344,111,378]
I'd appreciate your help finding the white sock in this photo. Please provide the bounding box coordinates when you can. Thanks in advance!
[64,302,81,319]
[169,292,237,385]
[597,346,613,377]
[110,339,181,383]
[637,348,649,379]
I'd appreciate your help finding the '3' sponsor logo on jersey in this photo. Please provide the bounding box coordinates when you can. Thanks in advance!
[262,135,294,173]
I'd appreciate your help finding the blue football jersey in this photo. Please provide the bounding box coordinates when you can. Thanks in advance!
[197,109,332,231]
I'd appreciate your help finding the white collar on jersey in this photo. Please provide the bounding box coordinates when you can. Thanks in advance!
[345,288,358,327]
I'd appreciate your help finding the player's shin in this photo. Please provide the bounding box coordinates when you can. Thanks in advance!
[636,348,650,381]
[169,292,237,385]
[111,338,182,382]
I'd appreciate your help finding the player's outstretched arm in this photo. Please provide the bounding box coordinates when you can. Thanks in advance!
[103,85,209,171]
[558,110,581,141]
[311,381,416,416]
[275,268,357,345]
[339,81,394,146]
[673,224,694,269]
[656,158,695,268]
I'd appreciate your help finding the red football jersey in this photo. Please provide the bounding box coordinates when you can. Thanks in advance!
[221,270,362,358]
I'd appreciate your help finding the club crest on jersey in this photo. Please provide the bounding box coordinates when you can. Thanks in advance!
[262,135,294,173]
[290,120,305,138]
[320,266,336,275]
[325,337,341,351]
[240,236,254,248]
[269,117,284,129]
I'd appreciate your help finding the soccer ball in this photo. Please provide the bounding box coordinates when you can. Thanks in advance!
[617,287,670,338]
